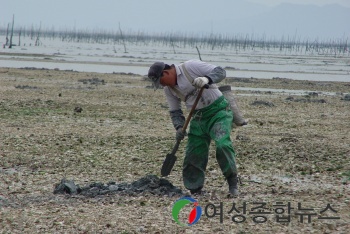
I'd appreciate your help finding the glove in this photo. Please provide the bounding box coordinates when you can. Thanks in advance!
[176,128,187,141]
[192,77,209,88]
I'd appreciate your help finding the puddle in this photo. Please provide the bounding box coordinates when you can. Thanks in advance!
[232,86,346,96]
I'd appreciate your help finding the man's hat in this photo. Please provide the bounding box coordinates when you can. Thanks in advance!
[148,62,165,89]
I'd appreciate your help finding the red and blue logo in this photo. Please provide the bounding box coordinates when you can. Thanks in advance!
[172,197,202,226]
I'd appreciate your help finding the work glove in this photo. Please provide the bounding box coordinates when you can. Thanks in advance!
[176,128,187,141]
[192,77,209,88]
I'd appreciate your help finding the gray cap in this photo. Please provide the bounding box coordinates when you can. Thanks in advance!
[148,62,165,89]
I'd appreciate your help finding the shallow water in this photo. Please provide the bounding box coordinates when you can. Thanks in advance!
[1,36,349,82]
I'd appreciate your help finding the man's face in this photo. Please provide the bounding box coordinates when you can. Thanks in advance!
[160,67,177,87]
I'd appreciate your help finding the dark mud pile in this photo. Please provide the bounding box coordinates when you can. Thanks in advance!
[54,174,183,197]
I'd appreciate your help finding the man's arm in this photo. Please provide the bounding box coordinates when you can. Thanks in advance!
[169,109,185,130]
[184,60,226,84]
[164,87,184,130]
[205,66,226,84]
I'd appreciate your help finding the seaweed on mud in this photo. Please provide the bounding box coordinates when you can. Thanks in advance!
[53,175,183,198]
[341,94,350,101]
[78,77,106,85]
[15,85,39,89]
[250,100,275,107]
[285,96,327,103]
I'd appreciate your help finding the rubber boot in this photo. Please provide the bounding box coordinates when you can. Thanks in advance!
[227,174,239,196]
[190,187,203,195]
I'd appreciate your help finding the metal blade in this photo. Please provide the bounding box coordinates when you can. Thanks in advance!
[161,153,177,176]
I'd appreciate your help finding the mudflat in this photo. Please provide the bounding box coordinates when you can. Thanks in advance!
[0,67,349,233]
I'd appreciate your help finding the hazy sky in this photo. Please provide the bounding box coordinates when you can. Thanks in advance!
[248,0,350,7]
[2,0,349,38]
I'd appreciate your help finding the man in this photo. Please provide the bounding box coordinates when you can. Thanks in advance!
[148,59,239,196]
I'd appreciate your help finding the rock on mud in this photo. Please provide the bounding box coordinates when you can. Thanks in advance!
[53,175,183,197]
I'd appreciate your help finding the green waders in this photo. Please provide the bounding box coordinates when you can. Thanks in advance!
[183,96,237,191]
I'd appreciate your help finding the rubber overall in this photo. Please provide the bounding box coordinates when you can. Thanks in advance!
[183,96,237,191]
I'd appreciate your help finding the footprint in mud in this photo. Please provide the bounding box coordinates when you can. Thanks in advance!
[53,174,183,197]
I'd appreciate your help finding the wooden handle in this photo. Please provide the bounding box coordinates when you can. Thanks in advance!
[182,85,208,132]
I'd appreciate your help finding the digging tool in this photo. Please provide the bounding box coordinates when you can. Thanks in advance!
[161,84,209,176]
